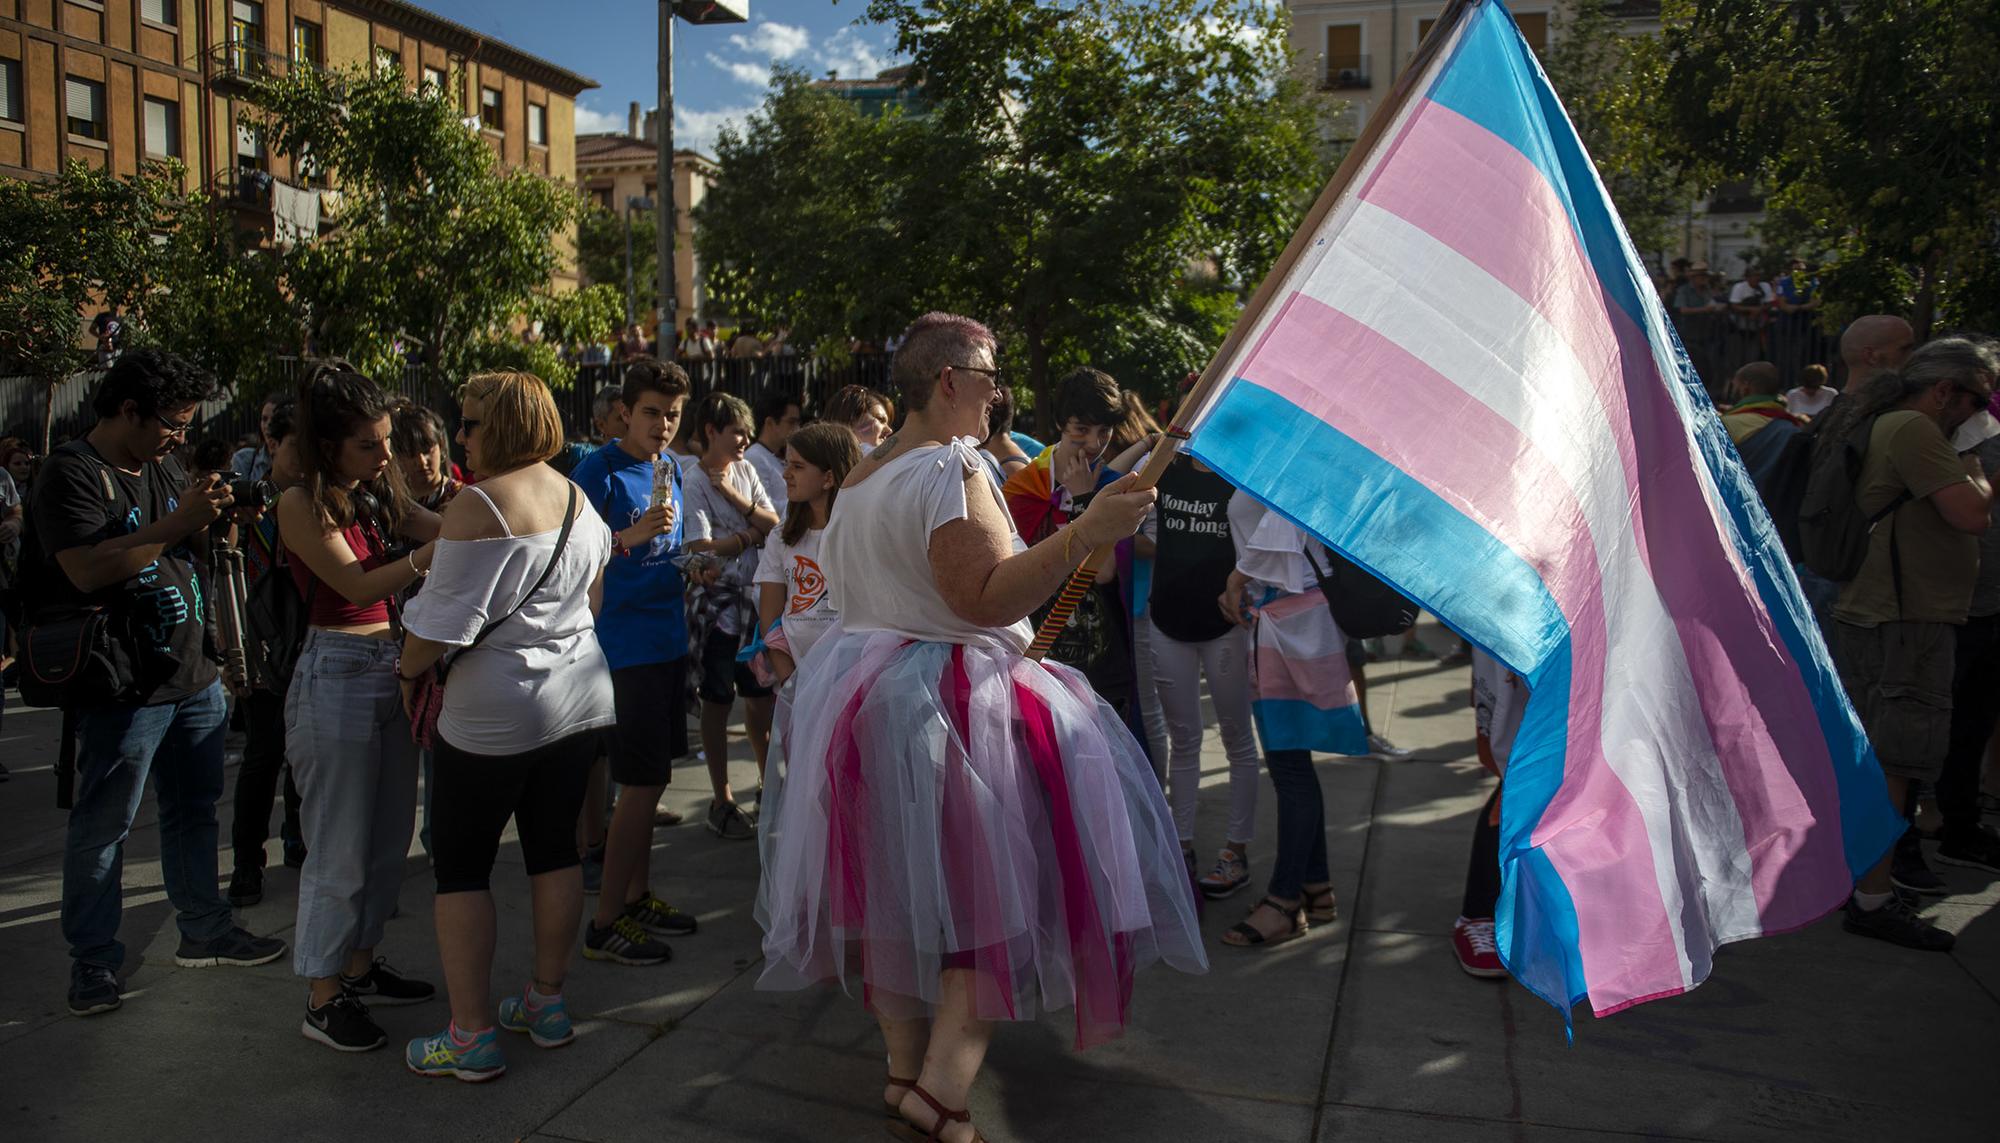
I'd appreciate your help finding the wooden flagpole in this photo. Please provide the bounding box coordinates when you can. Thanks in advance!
[1025,0,1482,661]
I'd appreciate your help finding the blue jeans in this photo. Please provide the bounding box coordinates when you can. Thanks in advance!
[1263,748,1328,901]
[63,679,234,972]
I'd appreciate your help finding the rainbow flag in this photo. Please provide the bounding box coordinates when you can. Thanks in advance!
[1185,0,1901,1020]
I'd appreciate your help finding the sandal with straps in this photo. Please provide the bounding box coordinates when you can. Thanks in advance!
[1221,897,1308,948]
[1302,884,1338,924]
[884,1074,918,1120]
[888,1081,989,1142]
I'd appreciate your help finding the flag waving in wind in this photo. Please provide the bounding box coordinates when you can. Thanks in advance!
[1184,0,1903,1020]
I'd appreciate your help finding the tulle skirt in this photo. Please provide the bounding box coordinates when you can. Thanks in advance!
[754,630,1208,1049]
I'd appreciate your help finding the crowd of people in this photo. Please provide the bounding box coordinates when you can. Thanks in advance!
[5,303,1998,1138]
[1662,257,1837,400]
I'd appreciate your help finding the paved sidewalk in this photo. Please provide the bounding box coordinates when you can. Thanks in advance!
[1,624,1994,1142]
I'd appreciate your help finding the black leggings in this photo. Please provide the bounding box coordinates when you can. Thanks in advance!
[1461,783,1503,919]
[431,729,601,894]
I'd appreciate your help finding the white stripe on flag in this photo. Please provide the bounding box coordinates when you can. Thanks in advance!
[1301,201,1764,976]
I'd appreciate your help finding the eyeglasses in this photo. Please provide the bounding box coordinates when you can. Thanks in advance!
[457,418,481,435]
[1958,386,1993,406]
[152,411,195,438]
[949,363,1000,387]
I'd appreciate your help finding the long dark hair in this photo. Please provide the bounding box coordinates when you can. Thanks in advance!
[294,361,410,534]
[780,422,861,546]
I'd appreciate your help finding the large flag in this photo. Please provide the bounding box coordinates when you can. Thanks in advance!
[1184,0,1902,1020]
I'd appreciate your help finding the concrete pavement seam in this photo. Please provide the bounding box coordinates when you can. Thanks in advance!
[1310,756,1389,1141]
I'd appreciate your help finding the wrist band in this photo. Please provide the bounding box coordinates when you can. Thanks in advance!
[407,552,427,579]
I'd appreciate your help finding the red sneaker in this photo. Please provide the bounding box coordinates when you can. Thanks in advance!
[1452,916,1507,979]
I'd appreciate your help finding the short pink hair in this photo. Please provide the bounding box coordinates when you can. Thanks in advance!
[890,312,997,412]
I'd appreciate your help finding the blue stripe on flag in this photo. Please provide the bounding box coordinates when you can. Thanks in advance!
[1250,698,1368,757]
[1425,0,1653,336]
[1189,378,1567,683]
[1492,647,1590,1017]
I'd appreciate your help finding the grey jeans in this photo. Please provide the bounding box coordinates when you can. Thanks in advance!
[284,629,418,979]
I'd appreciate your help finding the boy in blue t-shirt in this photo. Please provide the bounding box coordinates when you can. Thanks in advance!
[568,359,699,966]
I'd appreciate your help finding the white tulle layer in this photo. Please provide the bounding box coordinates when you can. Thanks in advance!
[754,630,1208,1048]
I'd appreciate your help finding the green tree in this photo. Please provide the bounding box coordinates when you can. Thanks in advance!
[1656,0,2000,335]
[0,161,179,448]
[1544,0,1692,261]
[138,193,295,401]
[576,202,658,322]
[247,63,584,383]
[696,0,1330,426]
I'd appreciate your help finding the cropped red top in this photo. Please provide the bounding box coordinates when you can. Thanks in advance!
[288,519,394,627]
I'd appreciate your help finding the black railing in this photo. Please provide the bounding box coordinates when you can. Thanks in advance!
[1320,55,1372,90]
[207,40,290,90]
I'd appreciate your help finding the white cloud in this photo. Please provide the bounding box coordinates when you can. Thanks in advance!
[707,52,771,88]
[726,20,811,61]
[817,26,893,80]
[675,102,760,157]
[573,101,626,134]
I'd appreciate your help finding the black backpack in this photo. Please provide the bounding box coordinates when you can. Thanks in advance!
[244,548,315,693]
[1304,545,1420,640]
[1797,412,1910,582]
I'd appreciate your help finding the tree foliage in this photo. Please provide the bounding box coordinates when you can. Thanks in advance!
[1543,0,1692,261]
[139,191,295,400]
[248,63,584,383]
[577,201,658,320]
[695,0,1330,424]
[1656,0,2000,335]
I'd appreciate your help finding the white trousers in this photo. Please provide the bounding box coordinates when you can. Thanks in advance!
[1149,625,1261,846]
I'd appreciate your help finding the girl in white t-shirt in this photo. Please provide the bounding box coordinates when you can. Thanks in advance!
[755,423,862,684]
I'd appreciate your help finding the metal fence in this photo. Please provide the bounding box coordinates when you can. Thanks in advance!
[0,353,895,460]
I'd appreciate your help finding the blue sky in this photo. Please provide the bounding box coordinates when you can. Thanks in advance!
[415,1,902,154]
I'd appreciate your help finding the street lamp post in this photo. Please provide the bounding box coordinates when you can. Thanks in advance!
[656,2,747,359]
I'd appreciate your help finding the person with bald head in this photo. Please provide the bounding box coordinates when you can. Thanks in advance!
[1840,314,1917,386]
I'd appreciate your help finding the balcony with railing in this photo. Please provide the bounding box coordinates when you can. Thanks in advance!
[208,40,290,92]
[1319,55,1372,91]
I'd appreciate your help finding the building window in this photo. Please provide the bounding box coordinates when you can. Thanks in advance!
[527,102,546,146]
[293,20,321,67]
[1323,24,1366,89]
[142,0,177,27]
[421,66,445,97]
[375,46,398,77]
[237,121,267,170]
[65,76,106,141]
[1514,11,1550,55]
[480,87,502,131]
[230,1,265,71]
[0,58,21,124]
[144,96,180,157]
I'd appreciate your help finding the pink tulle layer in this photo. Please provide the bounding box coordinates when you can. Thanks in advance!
[755,632,1209,1049]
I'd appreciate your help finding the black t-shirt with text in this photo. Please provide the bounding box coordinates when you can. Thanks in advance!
[27,440,216,704]
[1149,458,1237,644]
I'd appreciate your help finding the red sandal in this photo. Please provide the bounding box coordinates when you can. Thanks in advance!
[884,1074,918,1120]
[888,1081,989,1142]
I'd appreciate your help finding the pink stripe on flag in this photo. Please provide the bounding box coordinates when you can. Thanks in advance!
[1237,296,1684,1004]
[1360,97,1851,935]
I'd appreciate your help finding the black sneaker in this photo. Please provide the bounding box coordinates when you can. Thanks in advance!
[67,965,122,1017]
[625,894,699,936]
[340,957,435,1007]
[227,866,264,908]
[705,799,756,841]
[175,926,287,968]
[1890,835,1948,897]
[1936,826,2000,874]
[283,843,308,869]
[1841,895,1956,951]
[583,916,673,965]
[302,990,387,1052]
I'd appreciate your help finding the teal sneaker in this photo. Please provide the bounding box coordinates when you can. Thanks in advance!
[405,1024,506,1082]
[497,991,576,1049]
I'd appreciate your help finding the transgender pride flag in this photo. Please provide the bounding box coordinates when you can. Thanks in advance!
[1184,0,1902,1020]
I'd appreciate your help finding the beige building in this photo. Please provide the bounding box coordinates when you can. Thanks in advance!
[1,0,594,281]
[1286,1,1659,140]
[575,103,717,322]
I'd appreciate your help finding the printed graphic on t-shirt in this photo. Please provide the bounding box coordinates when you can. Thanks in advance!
[787,554,826,616]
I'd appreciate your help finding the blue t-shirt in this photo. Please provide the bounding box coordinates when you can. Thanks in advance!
[571,440,688,669]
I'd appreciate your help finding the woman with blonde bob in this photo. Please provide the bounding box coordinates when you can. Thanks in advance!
[397,371,616,1081]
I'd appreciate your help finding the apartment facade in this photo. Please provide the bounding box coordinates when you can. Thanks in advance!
[1,0,593,279]
[575,103,717,321]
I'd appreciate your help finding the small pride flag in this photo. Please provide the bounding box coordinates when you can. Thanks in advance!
[1184,0,1902,1020]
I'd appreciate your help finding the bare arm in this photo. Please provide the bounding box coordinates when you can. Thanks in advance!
[55,474,231,594]
[1932,459,1993,534]
[931,470,1155,630]
[759,580,794,682]
[277,486,433,609]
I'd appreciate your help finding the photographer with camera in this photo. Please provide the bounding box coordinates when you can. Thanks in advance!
[18,348,288,1018]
